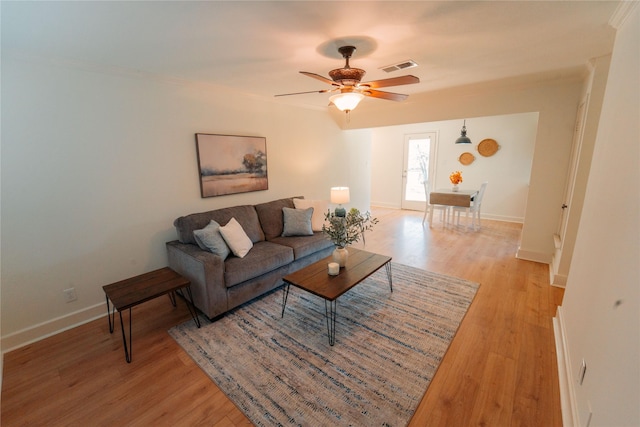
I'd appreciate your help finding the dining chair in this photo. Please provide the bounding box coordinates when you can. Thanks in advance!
[453,181,488,230]
[422,181,451,226]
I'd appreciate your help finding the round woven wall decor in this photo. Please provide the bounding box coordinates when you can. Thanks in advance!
[478,138,500,157]
[459,152,475,165]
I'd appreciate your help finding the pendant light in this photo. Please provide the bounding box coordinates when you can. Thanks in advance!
[455,120,472,144]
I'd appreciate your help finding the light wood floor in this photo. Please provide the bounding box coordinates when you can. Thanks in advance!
[2,208,564,426]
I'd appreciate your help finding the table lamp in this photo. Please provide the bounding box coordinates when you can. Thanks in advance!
[331,187,350,217]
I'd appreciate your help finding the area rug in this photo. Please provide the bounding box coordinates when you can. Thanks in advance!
[169,263,479,426]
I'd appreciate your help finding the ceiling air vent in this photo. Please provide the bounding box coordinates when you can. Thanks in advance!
[381,60,418,73]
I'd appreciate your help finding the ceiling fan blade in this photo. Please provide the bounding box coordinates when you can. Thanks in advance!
[274,89,332,97]
[363,89,409,102]
[360,75,419,89]
[300,71,338,86]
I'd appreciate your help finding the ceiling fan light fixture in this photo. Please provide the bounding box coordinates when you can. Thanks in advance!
[275,44,419,113]
[329,67,366,85]
[330,92,365,112]
[455,120,472,144]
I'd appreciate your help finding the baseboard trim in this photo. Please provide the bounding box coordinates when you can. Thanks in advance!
[554,305,578,427]
[550,271,567,288]
[516,247,552,264]
[549,256,567,288]
[371,202,401,209]
[1,302,105,353]
[370,205,524,224]
[550,237,568,288]
[482,213,524,223]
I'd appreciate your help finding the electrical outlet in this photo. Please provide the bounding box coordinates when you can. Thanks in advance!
[63,288,77,303]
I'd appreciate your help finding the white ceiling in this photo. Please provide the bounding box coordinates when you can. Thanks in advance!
[2,1,620,110]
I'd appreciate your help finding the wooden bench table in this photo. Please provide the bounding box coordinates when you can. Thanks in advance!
[103,267,201,362]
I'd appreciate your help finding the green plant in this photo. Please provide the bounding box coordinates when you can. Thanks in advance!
[322,208,378,248]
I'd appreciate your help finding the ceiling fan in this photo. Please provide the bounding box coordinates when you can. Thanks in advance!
[275,45,420,113]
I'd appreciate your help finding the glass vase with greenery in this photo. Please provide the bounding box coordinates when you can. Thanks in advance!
[322,208,378,248]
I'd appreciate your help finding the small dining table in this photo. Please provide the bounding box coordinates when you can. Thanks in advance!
[428,188,478,227]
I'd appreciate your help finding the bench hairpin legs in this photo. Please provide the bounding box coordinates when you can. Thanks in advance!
[118,308,132,363]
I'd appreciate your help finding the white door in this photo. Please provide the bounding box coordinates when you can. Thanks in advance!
[558,99,587,241]
[551,98,588,286]
[402,133,437,211]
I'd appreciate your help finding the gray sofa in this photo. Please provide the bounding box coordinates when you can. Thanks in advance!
[166,197,334,320]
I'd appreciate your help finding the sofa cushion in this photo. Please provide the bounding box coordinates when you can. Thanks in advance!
[220,218,253,258]
[193,220,231,259]
[293,198,329,231]
[269,232,334,260]
[282,207,314,237]
[255,197,302,240]
[224,241,294,287]
[174,204,265,245]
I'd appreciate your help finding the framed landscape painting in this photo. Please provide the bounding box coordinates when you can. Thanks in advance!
[195,133,268,198]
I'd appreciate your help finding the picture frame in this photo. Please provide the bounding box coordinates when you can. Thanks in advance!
[195,133,268,198]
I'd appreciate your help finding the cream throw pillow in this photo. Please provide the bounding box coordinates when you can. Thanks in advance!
[219,217,253,258]
[293,198,329,231]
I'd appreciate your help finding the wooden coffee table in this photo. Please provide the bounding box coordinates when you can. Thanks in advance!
[281,248,392,346]
[103,267,201,362]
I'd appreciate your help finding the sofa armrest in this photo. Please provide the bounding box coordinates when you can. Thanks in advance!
[166,240,227,319]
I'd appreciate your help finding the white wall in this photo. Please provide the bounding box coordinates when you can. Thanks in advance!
[343,129,373,213]
[0,55,360,349]
[337,74,583,263]
[370,112,538,223]
[0,51,582,348]
[557,5,639,426]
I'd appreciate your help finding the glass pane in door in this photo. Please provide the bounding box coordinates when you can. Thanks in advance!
[402,135,433,211]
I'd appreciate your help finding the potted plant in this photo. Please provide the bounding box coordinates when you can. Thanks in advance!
[322,208,378,267]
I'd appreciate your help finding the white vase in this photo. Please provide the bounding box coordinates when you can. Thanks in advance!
[452,184,459,192]
[332,247,349,267]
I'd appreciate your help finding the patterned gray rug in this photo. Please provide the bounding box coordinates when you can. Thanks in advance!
[169,262,479,426]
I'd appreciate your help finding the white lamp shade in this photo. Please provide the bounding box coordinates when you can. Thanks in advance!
[330,93,364,112]
[330,187,350,204]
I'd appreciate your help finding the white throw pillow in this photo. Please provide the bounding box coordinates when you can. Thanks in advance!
[219,217,253,258]
[293,198,329,231]
[193,220,231,260]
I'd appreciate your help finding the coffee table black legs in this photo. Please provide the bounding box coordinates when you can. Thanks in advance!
[282,283,337,346]
[281,261,393,346]
[325,299,337,346]
[281,283,291,318]
[386,262,393,292]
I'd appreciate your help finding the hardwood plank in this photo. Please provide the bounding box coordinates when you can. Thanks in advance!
[1,208,564,426]
[469,351,518,426]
